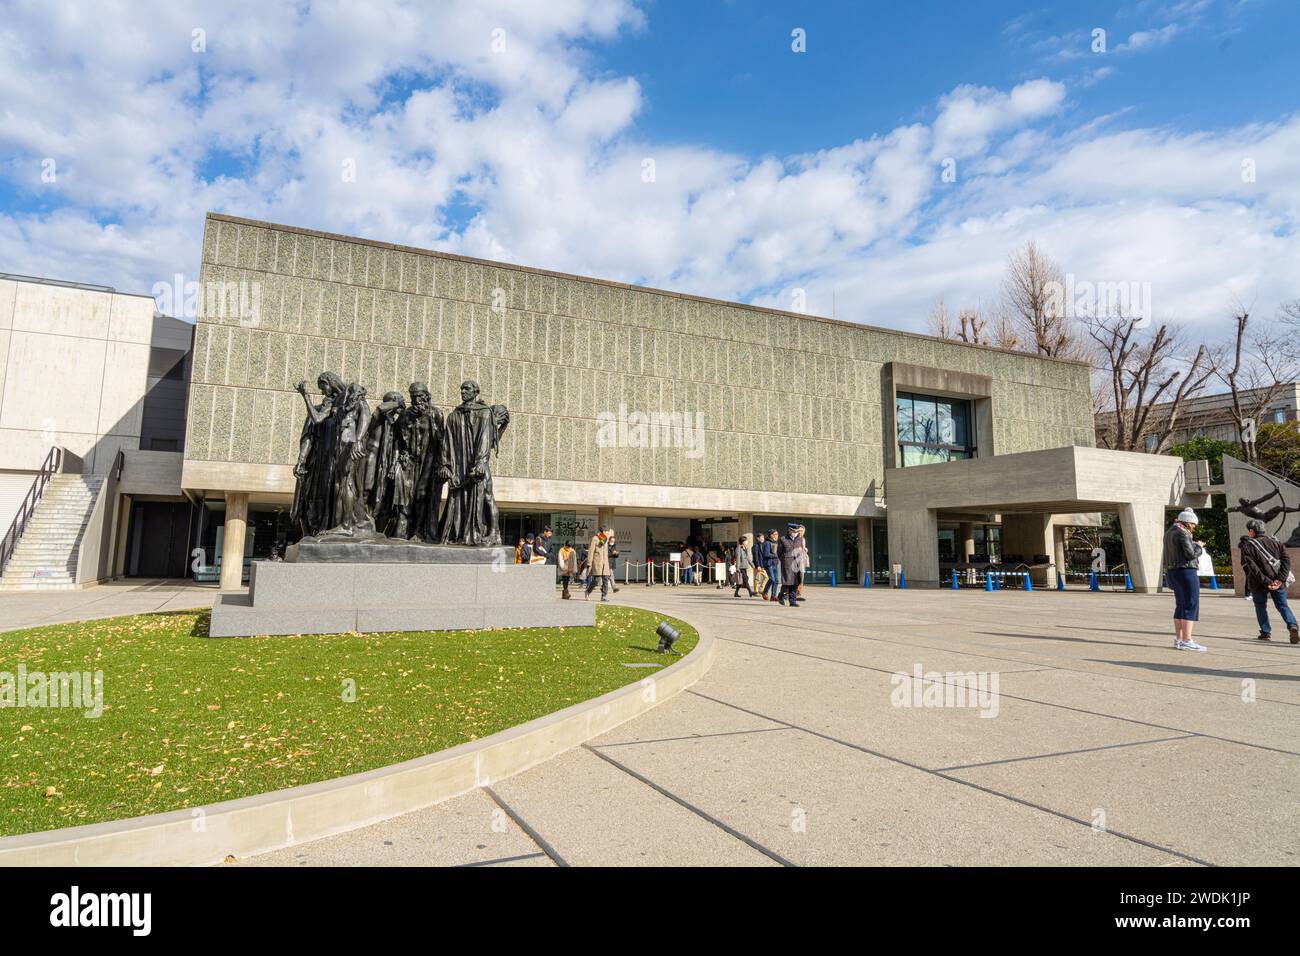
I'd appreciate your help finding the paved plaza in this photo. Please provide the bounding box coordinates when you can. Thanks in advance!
[221,583,1299,867]
[0,580,219,634]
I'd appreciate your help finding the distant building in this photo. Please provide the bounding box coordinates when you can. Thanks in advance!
[1095,383,1300,452]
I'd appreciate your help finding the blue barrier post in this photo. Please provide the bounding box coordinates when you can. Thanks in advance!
[1057,573,1065,591]
[1089,571,1100,592]
[898,569,907,589]
[1124,572,1133,592]
[951,569,960,590]
[1208,574,1219,590]
[863,570,871,588]
[1023,572,1033,591]
[984,572,994,592]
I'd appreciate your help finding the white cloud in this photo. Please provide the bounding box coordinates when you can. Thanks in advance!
[0,0,1295,345]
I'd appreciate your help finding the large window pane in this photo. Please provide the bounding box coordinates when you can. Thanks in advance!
[937,402,955,445]
[913,398,938,445]
[896,394,914,443]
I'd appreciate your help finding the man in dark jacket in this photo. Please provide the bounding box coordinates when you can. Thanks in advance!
[1240,519,1298,643]
[777,524,802,608]
[761,530,782,602]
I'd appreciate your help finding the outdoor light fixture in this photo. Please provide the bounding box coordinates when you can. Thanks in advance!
[655,621,680,654]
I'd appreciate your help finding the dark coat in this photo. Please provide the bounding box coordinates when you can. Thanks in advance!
[1240,533,1291,595]
[1161,523,1202,571]
[778,533,801,581]
[760,539,779,565]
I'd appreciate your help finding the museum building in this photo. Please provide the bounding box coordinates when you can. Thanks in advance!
[1,213,1202,593]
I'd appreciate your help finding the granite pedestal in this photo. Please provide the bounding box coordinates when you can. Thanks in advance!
[208,558,596,637]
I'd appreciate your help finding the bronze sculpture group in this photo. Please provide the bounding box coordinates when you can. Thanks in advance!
[290,374,509,547]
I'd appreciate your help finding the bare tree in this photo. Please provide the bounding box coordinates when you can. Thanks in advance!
[955,307,989,345]
[1215,307,1300,463]
[1089,315,1215,454]
[1002,240,1085,359]
[927,296,953,340]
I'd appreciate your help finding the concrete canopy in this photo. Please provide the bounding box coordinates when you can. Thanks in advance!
[885,446,1191,592]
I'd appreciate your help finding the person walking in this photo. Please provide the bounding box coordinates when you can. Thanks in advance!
[532,525,553,565]
[761,529,782,602]
[514,537,525,564]
[1240,519,1299,642]
[585,526,614,601]
[778,523,802,607]
[607,529,621,593]
[1163,508,1207,652]
[752,533,768,596]
[733,533,756,597]
[794,524,809,601]
[557,540,579,600]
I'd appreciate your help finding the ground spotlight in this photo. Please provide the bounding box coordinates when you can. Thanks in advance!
[655,621,680,654]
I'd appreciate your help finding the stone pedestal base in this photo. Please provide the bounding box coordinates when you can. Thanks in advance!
[208,561,595,637]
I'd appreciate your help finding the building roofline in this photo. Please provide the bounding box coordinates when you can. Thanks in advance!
[205,212,1093,370]
[0,271,157,301]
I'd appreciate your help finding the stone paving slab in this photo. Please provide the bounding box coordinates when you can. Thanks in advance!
[232,788,552,867]
[587,723,1183,866]
[948,736,1300,866]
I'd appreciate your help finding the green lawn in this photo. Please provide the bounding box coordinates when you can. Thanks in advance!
[0,605,696,837]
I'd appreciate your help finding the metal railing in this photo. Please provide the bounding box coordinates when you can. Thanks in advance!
[0,446,63,578]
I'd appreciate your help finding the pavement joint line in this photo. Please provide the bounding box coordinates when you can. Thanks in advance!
[456,851,549,868]
[710,631,1300,758]
[720,635,1059,677]
[593,725,796,749]
[685,689,1214,867]
[718,608,1300,710]
[932,734,1202,773]
[481,786,569,868]
[580,743,796,867]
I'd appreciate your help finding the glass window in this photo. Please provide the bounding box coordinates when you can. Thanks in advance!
[896,394,914,443]
[897,391,975,466]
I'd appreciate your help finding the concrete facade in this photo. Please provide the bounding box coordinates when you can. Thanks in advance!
[182,214,1095,522]
[885,446,1192,591]
[0,276,159,477]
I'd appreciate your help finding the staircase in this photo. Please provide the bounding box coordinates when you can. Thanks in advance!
[0,475,103,590]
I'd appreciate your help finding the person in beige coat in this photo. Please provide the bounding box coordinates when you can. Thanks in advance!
[584,527,614,601]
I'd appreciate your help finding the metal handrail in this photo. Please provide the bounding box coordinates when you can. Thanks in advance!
[0,446,63,577]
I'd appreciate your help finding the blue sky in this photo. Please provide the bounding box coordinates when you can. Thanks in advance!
[0,0,1296,337]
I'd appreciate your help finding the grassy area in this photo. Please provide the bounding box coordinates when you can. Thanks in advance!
[0,605,696,837]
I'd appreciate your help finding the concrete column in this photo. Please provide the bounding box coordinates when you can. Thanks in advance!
[1052,522,1068,582]
[219,493,249,591]
[596,506,615,532]
[1001,513,1054,587]
[737,512,754,541]
[1118,502,1167,593]
[857,515,871,580]
[959,521,975,560]
[887,502,939,588]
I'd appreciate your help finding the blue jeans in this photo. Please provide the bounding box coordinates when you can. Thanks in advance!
[1252,587,1298,635]
[1166,567,1200,621]
[764,562,781,599]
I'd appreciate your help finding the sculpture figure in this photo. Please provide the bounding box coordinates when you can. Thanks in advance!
[364,391,410,537]
[437,380,509,547]
[401,382,446,542]
[289,373,373,537]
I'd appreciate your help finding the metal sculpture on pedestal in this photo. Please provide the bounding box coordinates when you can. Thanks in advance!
[437,380,509,547]
[289,373,506,549]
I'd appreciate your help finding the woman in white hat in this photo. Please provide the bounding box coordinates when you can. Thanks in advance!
[1162,508,1207,651]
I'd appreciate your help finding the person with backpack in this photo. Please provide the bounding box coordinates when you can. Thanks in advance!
[1162,508,1207,652]
[1239,519,1299,643]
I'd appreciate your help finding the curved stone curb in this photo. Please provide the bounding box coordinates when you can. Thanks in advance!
[0,615,714,867]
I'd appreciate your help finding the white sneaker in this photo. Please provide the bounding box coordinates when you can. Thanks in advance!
[1175,639,1207,652]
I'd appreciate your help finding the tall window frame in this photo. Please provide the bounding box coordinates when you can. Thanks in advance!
[895,391,975,466]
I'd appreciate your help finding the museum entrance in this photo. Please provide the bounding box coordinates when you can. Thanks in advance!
[124,500,196,578]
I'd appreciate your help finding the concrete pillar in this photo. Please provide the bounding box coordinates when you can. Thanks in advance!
[1118,502,1167,593]
[219,493,249,591]
[596,506,615,532]
[737,512,754,541]
[857,516,871,579]
[1001,513,1054,587]
[1052,522,1068,582]
[959,521,975,560]
[887,502,939,588]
